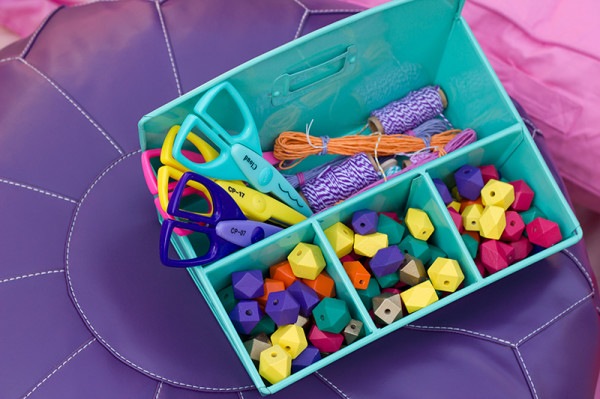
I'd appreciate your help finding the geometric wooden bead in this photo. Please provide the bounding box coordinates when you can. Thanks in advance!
[479,205,506,240]
[460,198,483,214]
[501,211,525,242]
[398,254,427,286]
[520,206,546,226]
[232,269,264,300]
[377,214,406,245]
[427,244,447,266]
[256,278,286,310]
[229,300,263,335]
[448,208,464,234]
[474,256,486,277]
[509,236,534,262]
[455,164,485,200]
[526,217,562,248]
[480,240,514,274]
[288,242,326,280]
[479,165,499,184]
[510,180,534,211]
[451,186,463,202]
[324,222,355,258]
[400,280,439,314]
[343,319,364,345]
[372,292,403,325]
[374,269,400,289]
[448,201,461,213]
[308,325,344,353]
[397,235,431,265]
[312,297,351,334]
[461,233,479,259]
[244,332,272,362]
[354,232,388,257]
[249,315,277,336]
[352,209,379,235]
[259,345,292,384]
[287,281,320,317]
[427,257,464,292]
[271,324,308,359]
[433,178,453,205]
[481,179,515,211]
[294,314,311,330]
[462,204,484,232]
[302,271,336,300]
[356,278,381,310]
[291,345,321,373]
[405,208,435,241]
[265,291,300,327]
[270,260,298,288]
[370,245,404,277]
[342,261,371,289]
[217,285,237,313]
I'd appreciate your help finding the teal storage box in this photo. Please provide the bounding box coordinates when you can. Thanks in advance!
[138,0,581,394]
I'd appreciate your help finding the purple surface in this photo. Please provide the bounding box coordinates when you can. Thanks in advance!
[0,0,598,398]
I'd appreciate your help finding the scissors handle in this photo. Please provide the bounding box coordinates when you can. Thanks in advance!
[231,144,313,217]
[160,219,240,267]
[215,220,283,247]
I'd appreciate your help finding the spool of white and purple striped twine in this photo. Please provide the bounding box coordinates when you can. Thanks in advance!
[369,86,445,135]
[301,152,379,213]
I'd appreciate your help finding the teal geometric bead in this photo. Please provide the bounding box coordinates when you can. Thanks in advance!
[520,206,546,226]
[218,285,238,313]
[426,244,446,267]
[461,234,479,259]
[312,297,351,334]
[356,278,381,310]
[375,270,400,288]
[377,214,406,245]
[398,235,431,265]
[249,315,277,336]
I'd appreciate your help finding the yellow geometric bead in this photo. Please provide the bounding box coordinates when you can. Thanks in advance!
[259,345,292,384]
[479,205,506,240]
[353,232,388,257]
[451,186,463,201]
[324,222,355,258]
[270,324,308,359]
[462,204,484,232]
[405,208,435,241]
[481,179,515,211]
[427,258,464,292]
[448,201,461,213]
[288,243,326,280]
[400,280,439,314]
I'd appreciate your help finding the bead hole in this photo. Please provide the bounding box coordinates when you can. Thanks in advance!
[359,280,364,285]
[350,324,356,329]
[245,310,252,316]
[320,315,325,320]
[297,250,302,256]
[510,221,516,226]
[271,352,277,358]
[273,299,279,305]
[490,191,496,197]
[384,308,391,315]
[471,221,476,225]
[443,280,449,285]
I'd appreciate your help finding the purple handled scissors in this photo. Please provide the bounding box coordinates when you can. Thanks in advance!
[159,171,283,267]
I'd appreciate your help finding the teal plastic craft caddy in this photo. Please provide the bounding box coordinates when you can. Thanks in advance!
[138,0,581,394]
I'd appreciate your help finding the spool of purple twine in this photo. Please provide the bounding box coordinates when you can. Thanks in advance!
[369,86,445,135]
[301,152,379,212]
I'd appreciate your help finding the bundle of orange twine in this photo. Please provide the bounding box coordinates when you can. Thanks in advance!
[273,126,461,169]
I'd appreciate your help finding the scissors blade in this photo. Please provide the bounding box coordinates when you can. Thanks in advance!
[230,144,313,217]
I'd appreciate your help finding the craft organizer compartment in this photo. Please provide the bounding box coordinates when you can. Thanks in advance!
[138,0,581,394]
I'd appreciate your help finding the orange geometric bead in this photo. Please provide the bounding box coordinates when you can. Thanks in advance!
[302,271,336,300]
[342,261,371,289]
[269,261,298,288]
[463,230,480,243]
[460,198,482,213]
[256,278,286,310]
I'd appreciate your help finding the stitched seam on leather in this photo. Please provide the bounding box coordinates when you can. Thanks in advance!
[65,149,254,391]
[516,293,593,346]
[22,337,96,399]
[406,324,513,346]
[238,392,245,399]
[514,347,538,399]
[293,0,309,11]
[154,1,182,96]
[311,9,362,14]
[1,269,64,284]
[20,6,63,58]
[18,58,125,155]
[70,0,121,8]
[315,372,350,399]
[562,249,595,293]
[0,177,78,204]
[154,381,163,399]
[0,57,20,64]
[295,10,310,39]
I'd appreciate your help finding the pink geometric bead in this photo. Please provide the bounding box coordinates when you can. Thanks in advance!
[448,208,464,234]
[480,240,514,274]
[378,212,400,223]
[308,325,344,353]
[500,211,525,242]
[381,288,401,295]
[509,180,534,211]
[526,217,562,248]
[339,255,354,263]
[509,236,533,262]
[479,165,499,184]
[474,256,486,277]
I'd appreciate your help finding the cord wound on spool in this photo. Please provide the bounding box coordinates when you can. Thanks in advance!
[368,86,447,135]
[301,152,379,212]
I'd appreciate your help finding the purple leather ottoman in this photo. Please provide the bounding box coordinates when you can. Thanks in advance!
[0,1,598,398]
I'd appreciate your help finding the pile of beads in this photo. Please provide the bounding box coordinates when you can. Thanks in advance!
[219,244,364,385]
[324,207,465,327]
[434,164,562,276]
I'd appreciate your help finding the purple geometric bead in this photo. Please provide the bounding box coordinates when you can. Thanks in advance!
[291,345,322,373]
[454,165,484,201]
[287,281,320,317]
[432,178,453,205]
[229,300,263,335]
[231,269,264,300]
[351,209,378,235]
[370,245,404,277]
[265,290,300,326]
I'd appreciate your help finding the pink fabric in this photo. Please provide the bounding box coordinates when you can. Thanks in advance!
[0,0,85,37]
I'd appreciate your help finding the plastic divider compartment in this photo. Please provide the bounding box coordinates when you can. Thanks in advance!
[425,128,581,282]
[200,221,374,395]
[315,173,478,332]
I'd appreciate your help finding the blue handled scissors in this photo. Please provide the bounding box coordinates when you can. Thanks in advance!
[160,171,283,267]
[171,81,313,218]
